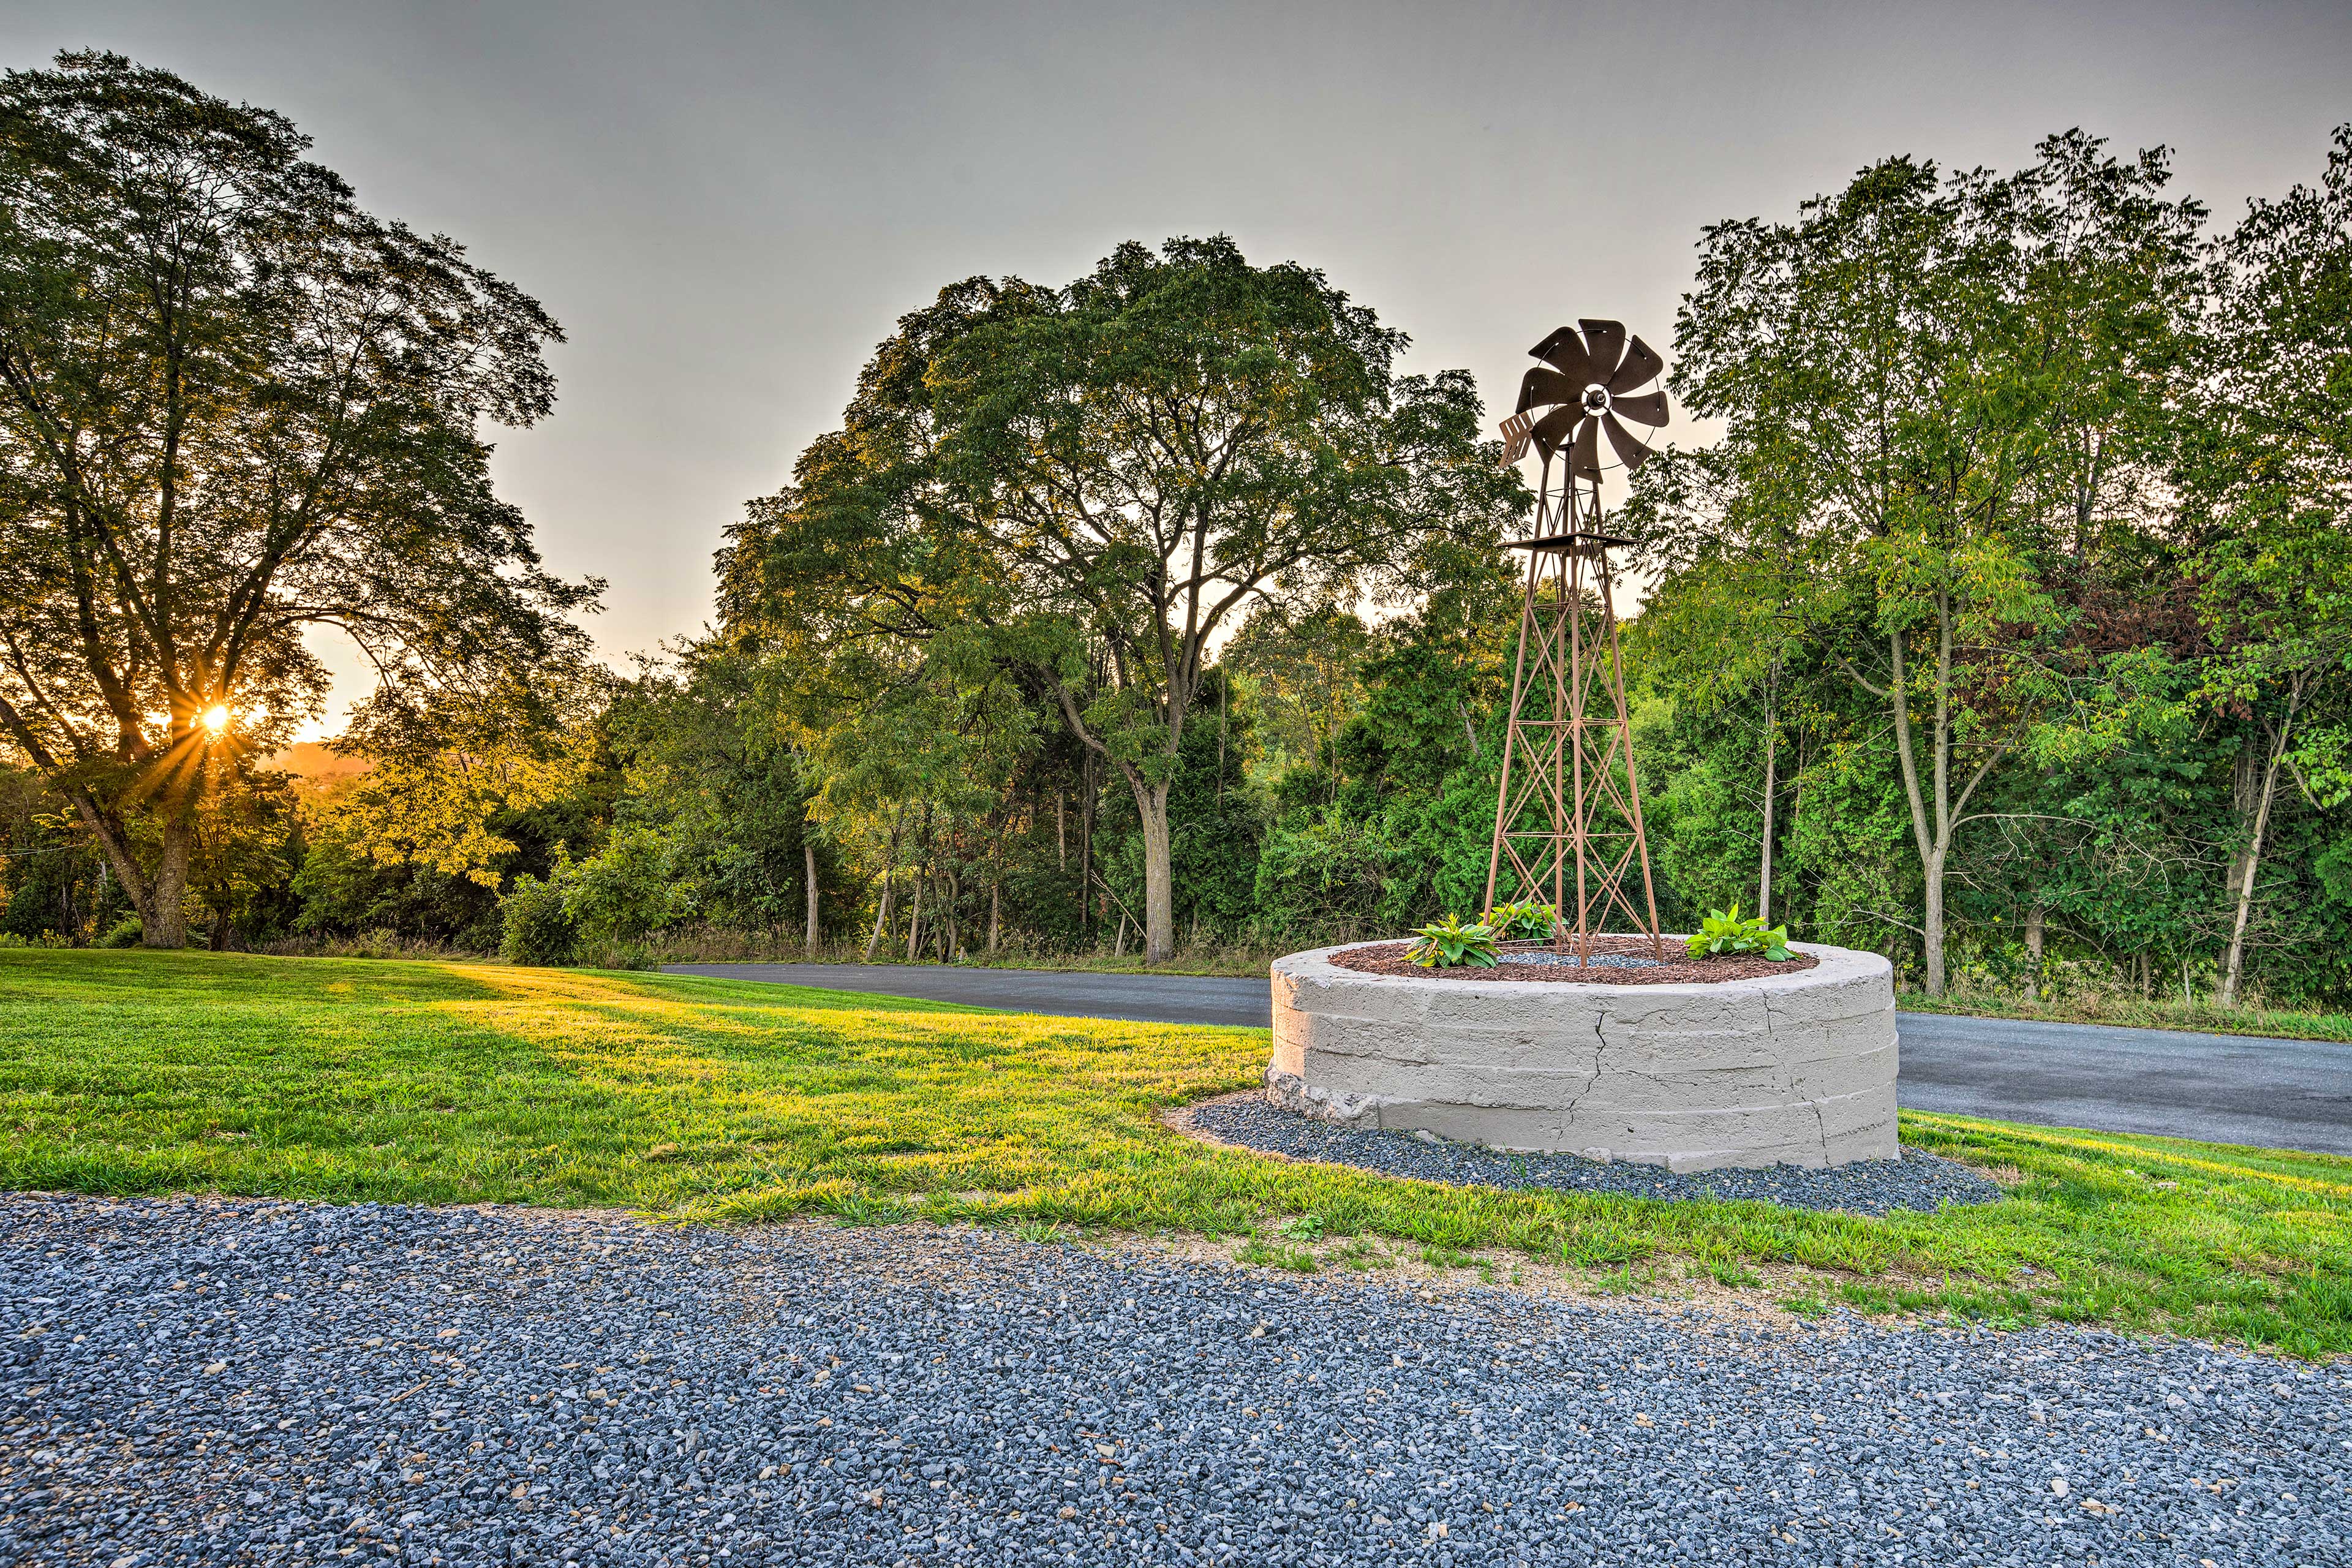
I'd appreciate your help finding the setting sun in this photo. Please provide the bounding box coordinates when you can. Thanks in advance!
[199,704,230,737]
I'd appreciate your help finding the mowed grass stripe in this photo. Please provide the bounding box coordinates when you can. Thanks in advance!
[1,950,2345,1357]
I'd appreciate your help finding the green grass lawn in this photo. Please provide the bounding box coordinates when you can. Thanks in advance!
[2,949,2346,1357]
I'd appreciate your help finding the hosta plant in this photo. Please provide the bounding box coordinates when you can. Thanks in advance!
[1686,905,1795,961]
[1405,914,1500,969]
[1481,900,1559,941]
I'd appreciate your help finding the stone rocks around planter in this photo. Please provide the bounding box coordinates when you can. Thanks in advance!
[1265,938,1898,1172]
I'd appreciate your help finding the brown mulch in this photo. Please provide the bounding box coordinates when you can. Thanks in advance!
[1326,934,1820,986]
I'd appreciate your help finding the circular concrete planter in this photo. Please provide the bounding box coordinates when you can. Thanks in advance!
[1265,940,1898,1171]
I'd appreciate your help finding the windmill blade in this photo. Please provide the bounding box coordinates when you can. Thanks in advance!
[1570,415,1602,479]
[1530,402,1581,458]
[1578,320,1627,383]
[1608,389,1669,428]
[1602,412,1654,471]
[1528,326,1593,385]
[1607,335,1665,394]
[1518,366,1581,413]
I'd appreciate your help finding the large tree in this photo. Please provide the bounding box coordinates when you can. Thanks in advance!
[0,53,595,945]
[1636,134,2205,992]
[730,237,1520,962]
[2192,125,2352,1005]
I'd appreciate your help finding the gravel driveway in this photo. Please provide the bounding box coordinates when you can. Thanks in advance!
[2,1193,2344,1566]
[1181,1096,2005,1217]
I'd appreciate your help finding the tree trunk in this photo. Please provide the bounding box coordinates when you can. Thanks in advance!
[940,870,960,962]
[804,840,820,956]
[1885,630,1943,995]
[1079,757,1095,936]
[1113,910,1128,957]
[2024,905,2044,1005]
[1127,775,1177,965]
[987,880,1001,955]
[2221,710,2294,1008]
[903,872,924,963]
[1881,595,1996,1000]
[862,873,893,962]
[139,815,195,949]
[1922,846,1946,997]
[1056,790,1066,871]
[61,791,188,949]
[1757,703,1778,925]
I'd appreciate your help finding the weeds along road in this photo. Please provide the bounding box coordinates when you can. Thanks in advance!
[667,963,2352,1157]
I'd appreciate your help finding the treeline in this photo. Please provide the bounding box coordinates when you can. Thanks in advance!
[1,53,2346,1005]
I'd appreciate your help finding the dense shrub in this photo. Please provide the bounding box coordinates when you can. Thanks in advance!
[562,826,690,941]
[499,873,577,966]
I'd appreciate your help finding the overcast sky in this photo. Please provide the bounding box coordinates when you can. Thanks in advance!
[6,1,2349,736]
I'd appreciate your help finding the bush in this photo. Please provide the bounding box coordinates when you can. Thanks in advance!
[499,873,578,967]
[563,827,692,942]
[99,916,143,949]
[1404,914,1499,969]
[1481,900,1558,941]
[1686,904,1793,961]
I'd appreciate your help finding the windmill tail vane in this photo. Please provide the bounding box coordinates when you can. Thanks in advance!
[1483,318,1669,962]
[1498,409,1536,466]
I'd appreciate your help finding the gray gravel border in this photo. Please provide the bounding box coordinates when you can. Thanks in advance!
[1186,1096,2005,1216]
[3,1193,2344,1567]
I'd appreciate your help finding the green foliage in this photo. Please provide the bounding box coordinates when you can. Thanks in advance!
[0,52,595,948]
[1634,129,2211,995]
[1251,807,1387,940]
[1482,900,1558,941]
[0,767,115,944]
[1686,905,1794,961]
[1405,914,1499,969]
[604,646,836,935]
[498,872,577,967]
[723,233,1525,960]
[99,918,143,949]
[562,827,691,943]
[4,97,2350,1010]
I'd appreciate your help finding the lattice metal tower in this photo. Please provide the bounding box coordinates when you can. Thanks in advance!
[1484,320,1669,959]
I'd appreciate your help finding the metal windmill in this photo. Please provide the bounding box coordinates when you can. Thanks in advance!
[1485,319,1668,959]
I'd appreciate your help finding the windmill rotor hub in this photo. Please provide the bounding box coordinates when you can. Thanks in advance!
[1497,318,1670,484]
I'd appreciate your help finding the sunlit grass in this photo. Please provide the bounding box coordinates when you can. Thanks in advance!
[1,949,2346,1356]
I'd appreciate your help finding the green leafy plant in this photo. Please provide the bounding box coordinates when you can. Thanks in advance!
[1686,905,1794,961]
[1235,1239,1320,1273]
[499,870,579,967]
[826,1192,913,1228]
[1405,914,1499,969]
[1480,900,1558,941]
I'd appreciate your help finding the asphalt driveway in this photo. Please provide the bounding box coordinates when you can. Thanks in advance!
[668,962,2352,1155]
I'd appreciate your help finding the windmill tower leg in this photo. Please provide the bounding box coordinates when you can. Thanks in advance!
[1487,318,1670,965]
[1594,554,1668,960]
[1487,515,1662,962]
[1483,548,1543,915]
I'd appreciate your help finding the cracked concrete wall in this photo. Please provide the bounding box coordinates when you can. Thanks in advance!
[1264,941,1898,1171]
